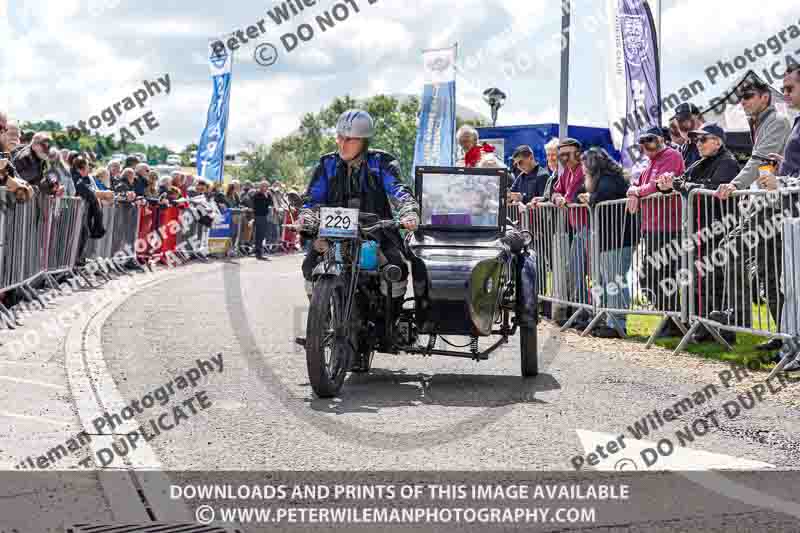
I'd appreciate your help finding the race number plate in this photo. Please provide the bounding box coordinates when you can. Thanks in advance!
[319,207,359,239]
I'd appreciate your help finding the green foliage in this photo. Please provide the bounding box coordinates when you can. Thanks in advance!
[22,120,173,164]
[22,120,63,132]
[181,143,198,166]
[235,94,422,192]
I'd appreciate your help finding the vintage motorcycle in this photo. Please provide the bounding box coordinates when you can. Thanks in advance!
[299,165,539,398]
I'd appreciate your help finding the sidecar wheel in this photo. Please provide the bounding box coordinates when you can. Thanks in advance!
[306,278,352,397]
[520,324,539,377]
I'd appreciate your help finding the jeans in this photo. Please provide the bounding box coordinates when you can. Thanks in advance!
[598,247,633,330]
[568,226,591,307]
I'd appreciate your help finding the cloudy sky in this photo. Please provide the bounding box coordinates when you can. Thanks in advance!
[2,0,799,153]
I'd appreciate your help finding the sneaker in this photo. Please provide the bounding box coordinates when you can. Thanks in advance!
[592,326,622,339]
[756,338,783,351]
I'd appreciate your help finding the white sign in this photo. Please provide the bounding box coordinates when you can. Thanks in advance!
[319,207,360,239]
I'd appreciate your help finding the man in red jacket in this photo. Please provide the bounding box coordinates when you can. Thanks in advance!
[627,127,686,336]
[551,138,592,328]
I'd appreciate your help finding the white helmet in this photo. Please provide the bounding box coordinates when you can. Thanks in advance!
[336,109,375,139]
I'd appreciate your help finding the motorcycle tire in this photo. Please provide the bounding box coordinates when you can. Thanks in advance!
[520,324,539,377]
[306,277,352,397]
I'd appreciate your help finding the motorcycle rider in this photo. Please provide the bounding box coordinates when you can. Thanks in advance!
[296,109,420,344]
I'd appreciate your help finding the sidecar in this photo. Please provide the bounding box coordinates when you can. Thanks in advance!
[399,166,539,377]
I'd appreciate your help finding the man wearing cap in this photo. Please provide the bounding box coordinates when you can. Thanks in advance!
[550,138,593,328]
[12,132,60,195]
[672,103,704,167]
[657,123,739,343]
[716,76,791,199]
[508,145,551,206]
[628,126,686,336]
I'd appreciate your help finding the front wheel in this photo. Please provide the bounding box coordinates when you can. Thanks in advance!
[306,277,353,397]
[520,324,539,377]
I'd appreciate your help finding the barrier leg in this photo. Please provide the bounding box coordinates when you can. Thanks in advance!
[21,284,47,310]
[671,316,689,336]
[559,308,585,333]
[75,267,100,289]
[0,301,17,329]
[673,321,701,355]
[706,324,733,352]
[645,315,671,349]
[580,312,605,337]
[44,273,64,296]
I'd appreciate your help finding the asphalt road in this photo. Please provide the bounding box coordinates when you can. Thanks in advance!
[4,255,800,532]
[100,255,800,473]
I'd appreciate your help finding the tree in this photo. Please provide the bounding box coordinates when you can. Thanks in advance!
[21,120,63,132]
[232,94,431,192]
[234,142,279,183]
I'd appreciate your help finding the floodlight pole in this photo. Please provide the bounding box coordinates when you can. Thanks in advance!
[559,0,571,141]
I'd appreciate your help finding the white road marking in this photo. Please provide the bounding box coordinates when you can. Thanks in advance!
[575,429,774,471]
[65,270,210,522]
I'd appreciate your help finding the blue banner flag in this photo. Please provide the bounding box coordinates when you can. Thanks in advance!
[607,0,661,172]
[197,40,233,183]
[413,45,457,175]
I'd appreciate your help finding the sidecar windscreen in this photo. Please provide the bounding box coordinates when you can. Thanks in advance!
[415,166,507,231]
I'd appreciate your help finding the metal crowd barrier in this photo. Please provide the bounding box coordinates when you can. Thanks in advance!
[674,188,800,355]
[588,192,688,345]
[227,208,248,257]
[81,202,116,272]
[523,201,593,331]
[520,186,800,357]
[46,196,85,278]
[0,191,86,325]
[110,201,142,267]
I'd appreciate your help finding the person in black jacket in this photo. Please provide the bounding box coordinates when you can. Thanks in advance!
[71,157,106,265]
[508,145,551,205]
[577,148,633,339]
[656,123,740,343]
[252,181,273,261]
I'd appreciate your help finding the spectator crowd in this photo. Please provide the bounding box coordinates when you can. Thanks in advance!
[0,110,303,312]
[2,65,800,367]
[457,67,800,368]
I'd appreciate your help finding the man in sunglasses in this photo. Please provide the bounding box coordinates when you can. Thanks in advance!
[657,123,739,343]
[716,77,791,200]
[627,127,686,337]
[751,64,800,365]
[12,132,60,195]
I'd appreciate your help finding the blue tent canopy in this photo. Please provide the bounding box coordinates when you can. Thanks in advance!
[476,124,620,168]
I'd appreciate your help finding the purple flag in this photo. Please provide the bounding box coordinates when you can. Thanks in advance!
[613,0,661,172]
